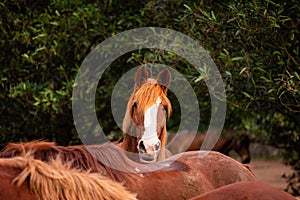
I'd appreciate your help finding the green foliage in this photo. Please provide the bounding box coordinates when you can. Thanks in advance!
[0,0,300,193]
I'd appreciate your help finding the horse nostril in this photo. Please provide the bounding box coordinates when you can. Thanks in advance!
[154,141,161,152]
[138,141,146,153]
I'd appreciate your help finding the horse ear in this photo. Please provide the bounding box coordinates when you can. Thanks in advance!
[157,68,171,93]
[135,66,149,88]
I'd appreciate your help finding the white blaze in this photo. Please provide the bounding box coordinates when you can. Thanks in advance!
[142,97,161,146]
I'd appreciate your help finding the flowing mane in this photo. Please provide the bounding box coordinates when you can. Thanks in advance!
[2,140,102,172]
[1,141,143,185]
[0,153,137,200]
[1,140,177,186]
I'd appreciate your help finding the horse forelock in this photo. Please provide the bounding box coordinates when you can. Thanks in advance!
[122,81,171,139]
[131,82,171,118]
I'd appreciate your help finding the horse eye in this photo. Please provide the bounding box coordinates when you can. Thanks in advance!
[133,102,137,109]
[131,102,137,114]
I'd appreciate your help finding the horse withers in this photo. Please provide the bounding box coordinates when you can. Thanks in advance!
[121,66,172,163]
[169,130,251,164]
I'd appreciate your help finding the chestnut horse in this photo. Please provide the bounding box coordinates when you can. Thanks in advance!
[122,66,172,163]
[0,153,137,200]
[188,181,297,200]
[1,140,256,200]
[169,131,251,164]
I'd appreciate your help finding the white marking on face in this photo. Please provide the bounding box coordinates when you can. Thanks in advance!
[142,97,161,147]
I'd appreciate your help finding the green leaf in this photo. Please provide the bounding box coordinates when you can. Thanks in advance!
[32,33,47,40]
[294,72,300,80]
[211,11,216,21]
[183,4,192,12]
[260,76,273,83]
[239,67,247,75]
[195,74,207,83]
[225,71,232,76]
[267,89,275,94]
[242,92,251,98]
[232,57,243,62]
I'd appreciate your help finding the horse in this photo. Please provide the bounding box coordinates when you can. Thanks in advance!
[168,130,251,164]
[0,153,137,200]
[0,140,256,200]
[121,66,172,163]
[188,181,297,200]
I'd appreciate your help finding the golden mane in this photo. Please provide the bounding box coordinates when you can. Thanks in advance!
[3,140,59,156]
[1,140,143,187]
[129,80,172,117]
[0,153,137,200]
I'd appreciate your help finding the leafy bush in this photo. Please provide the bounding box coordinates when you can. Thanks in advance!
[0,0,299,194]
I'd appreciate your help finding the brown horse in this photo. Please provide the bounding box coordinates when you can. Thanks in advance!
[169,131,251,164]
[121,66,172,163]
[0,165,35,200]
[0,153,137,200]
[1,140,256,200]
[188,181,297,200]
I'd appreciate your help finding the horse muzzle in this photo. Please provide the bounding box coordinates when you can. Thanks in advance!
[138,152,159,163]
[137,140,161,163]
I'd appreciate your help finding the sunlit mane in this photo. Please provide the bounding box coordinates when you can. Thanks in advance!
[0,140,143,186]
[0,153,137,200]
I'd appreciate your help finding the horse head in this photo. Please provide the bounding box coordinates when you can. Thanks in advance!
[233,134,251,164]
[122,67,172,163]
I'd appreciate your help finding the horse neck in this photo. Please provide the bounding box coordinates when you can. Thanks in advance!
[121,134,139,153]
[121,103,139,153]
[157,125,168,161]
[160,125,168,146]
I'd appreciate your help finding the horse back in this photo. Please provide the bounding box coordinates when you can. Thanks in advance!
[189,181,297,200]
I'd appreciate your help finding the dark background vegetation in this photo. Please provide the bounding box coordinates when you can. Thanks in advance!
[0,0,299,194]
